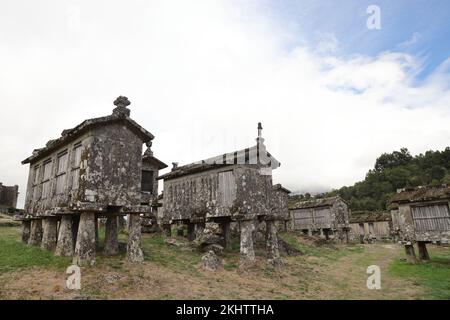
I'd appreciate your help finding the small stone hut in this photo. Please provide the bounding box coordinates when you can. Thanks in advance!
[0,183,19,211]
[349,211,392,243]
[19,96,165,266]
[389,185,450,262]
[289,196,350,242]
[158,123,285,265]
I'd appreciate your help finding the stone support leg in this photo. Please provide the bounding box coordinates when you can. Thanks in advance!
[55,215,74,256]
[404,243,418,264]
[240,220,256,266]
[28,219,43,246]
[41,217,58,251]
[266,220,283,267]
[418,241,430,261]
[187,223,196,241]
[74,212,96,266]
[104,216,119,256]
[220,221,232,250]
[126,213,144,262]
[21,220,31,244]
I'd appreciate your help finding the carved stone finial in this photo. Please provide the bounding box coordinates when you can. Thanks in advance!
[144,141,153,157]
[114,96,130,108]
[112,96,131,117]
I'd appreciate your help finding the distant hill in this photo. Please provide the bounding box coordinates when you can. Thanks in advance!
[290,147,450,212]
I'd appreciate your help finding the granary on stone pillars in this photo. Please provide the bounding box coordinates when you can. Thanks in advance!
[140,142,168,232]
[158,123,284,266]
[270,184,291,232]
[348,211,393,243]
[289,196,350,243]
[389,185,450,263]
[19,96,165,266]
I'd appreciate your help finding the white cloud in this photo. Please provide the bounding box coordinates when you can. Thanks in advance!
[1,0,450,207]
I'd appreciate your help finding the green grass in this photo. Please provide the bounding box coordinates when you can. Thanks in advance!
[140,234,203,275]
[389,246,450,300]
[0,227,71,274]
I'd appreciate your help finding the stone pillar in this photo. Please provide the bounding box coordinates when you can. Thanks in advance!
[307,229,312,237]
[239,220,255,265]
[220,221,232,250]
[126,213,144,262]
[74,212,96,266]
[162,224,172,237]
[104,216,119,256]
[55,215,74,257]
[404,243,418,264]
[28,219,43,246]
[187,223,196,241]
[21,220,31,244]
[195,222,205,240]
[418,241,430,261]
[266,220,283,267]
[72,215,80,249]
[41,217,58,251]
[94,215,99,249]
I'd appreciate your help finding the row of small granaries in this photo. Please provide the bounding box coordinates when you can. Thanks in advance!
[18,96,291,267]
[288,195,392,244]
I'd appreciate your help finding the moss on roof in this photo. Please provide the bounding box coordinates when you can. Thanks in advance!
[349,211,391,223]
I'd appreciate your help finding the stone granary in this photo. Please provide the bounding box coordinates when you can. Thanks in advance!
[140,142,168,232]
[0,183,19,212]
[349,211,392,243]
[158,123,285,266]
[289,196,350,243]
[271,184,291,232]
[389,185,450,262]
[19,96,165,266]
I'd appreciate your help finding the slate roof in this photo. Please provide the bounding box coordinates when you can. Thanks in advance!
[273,184,291,194]
[158,140,280,181]
[22,97,154,164]
[289,196,345,210]
[388,184,450,209]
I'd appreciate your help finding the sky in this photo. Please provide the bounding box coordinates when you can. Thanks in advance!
[1,0,450,209]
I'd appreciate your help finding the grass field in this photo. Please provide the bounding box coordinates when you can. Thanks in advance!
[1,225,449,300]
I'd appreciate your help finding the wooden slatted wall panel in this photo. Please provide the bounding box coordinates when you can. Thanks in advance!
[218,171,236,208]
[313,208,331,225]
[412,204,450,231]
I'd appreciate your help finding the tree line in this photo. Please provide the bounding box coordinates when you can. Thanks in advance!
[289,147,450,212]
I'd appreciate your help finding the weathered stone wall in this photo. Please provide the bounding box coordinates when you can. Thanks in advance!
[0,183,19,208]
[24,122,144,216]
[162,165,273,223]
[85,123,142,206]
[270,189,289,220]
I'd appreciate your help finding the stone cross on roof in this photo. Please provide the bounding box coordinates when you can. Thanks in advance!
[113,96,131,117]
